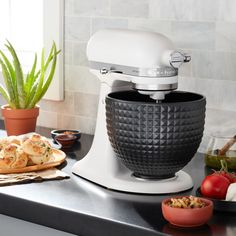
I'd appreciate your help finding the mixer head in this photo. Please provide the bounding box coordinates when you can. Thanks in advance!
[87,29,191,101]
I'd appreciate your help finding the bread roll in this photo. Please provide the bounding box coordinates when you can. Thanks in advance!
[22,134,52,165]
[28,154,51,165]
[0,144,28,169]
[11,147,28,169]
[0,136,21,150]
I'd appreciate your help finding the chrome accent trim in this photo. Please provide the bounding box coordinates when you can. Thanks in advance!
[134,83,178,91]
[89,61,178,77]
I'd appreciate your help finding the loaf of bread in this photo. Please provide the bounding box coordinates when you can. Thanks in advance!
[0,133,53,169]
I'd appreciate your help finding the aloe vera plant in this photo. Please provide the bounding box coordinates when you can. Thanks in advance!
[0,41,60,109]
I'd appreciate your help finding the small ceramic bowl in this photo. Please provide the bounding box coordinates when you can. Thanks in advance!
[162,196,213,228]
[54,134,77,148]
[51,129,81,141]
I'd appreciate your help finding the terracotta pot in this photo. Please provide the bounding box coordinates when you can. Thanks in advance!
[1,105,39,136]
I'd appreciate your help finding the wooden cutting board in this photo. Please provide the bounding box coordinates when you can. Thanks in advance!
[0,149,66,174]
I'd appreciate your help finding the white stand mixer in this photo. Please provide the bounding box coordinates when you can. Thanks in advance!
[72,29,192,194]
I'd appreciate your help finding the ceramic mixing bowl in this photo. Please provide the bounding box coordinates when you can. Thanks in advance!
[106,90,206,179]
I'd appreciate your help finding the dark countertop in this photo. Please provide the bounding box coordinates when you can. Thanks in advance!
[0,122,234,236]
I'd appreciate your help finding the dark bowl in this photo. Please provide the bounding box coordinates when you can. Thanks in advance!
[51,129,81,141]
[54,134,77,148]
[105,90,206,179]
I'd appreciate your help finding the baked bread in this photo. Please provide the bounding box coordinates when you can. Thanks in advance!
[0,136,21,150]
[22,134,53,165]
[0,144,28,169]
[0,133,53,169]
[11,147,29,169]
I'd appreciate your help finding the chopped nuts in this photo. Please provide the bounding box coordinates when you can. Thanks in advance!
[167,196,206,208]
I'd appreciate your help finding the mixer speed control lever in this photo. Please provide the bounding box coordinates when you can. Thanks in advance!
[100,68,109,74]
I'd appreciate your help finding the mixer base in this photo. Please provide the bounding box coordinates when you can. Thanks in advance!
[72,160,193,194]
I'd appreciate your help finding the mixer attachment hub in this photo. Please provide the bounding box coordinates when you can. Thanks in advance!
[137,90,170,101]
[134,82,178,101]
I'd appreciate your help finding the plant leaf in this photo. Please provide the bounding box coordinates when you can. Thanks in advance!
[34,48,60,78]
[25,53,38,95]
[5,40,26,108]
[37,43,57,102]
[0,58,17,108]
[0,50,16,87]
[0,84,15,108]
[0,50,19,108]
[25,81,38,108]
[28,48,45,108]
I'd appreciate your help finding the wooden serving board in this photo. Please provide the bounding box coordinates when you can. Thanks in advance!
[0,149,66,174]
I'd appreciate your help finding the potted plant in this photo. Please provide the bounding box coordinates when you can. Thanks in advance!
[0,41,60,135]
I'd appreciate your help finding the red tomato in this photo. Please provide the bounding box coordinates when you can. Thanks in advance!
[201,175,230,199]
[213,171,234,183]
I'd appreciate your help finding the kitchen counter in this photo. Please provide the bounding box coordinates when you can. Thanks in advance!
[0,122,234,236]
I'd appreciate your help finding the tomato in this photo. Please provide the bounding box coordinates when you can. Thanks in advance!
[212,170,236,183]
[201,174,230,199]
[212,171,234,183]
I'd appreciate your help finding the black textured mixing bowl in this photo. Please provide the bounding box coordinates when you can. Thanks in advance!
[106,90,206,179]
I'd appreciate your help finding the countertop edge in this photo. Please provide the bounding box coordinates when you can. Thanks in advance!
[0,192,163,236]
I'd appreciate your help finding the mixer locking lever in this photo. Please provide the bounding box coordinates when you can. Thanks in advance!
[170,51,191,69]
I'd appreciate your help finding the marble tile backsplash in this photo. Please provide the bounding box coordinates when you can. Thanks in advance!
[1,0,235,151]
[111,0,149,18]
[172,22,215,50]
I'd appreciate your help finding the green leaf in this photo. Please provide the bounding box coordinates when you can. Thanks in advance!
[0,58,17,108]
[28,48,45,108]
[37,44,57,102]
[0,50,16,85]
[0,50,19,107]
[25,53,38,95]
[34,47,60,78]
[25,81,38,108]
[5,41,26,108]
[0,84,15,108]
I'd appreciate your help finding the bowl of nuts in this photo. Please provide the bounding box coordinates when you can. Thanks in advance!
[162,196,213,227]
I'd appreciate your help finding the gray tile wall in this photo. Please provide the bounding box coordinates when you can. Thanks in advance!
[7,0,236,151]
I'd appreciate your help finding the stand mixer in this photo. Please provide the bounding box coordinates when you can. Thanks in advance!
[72,29,205,194]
